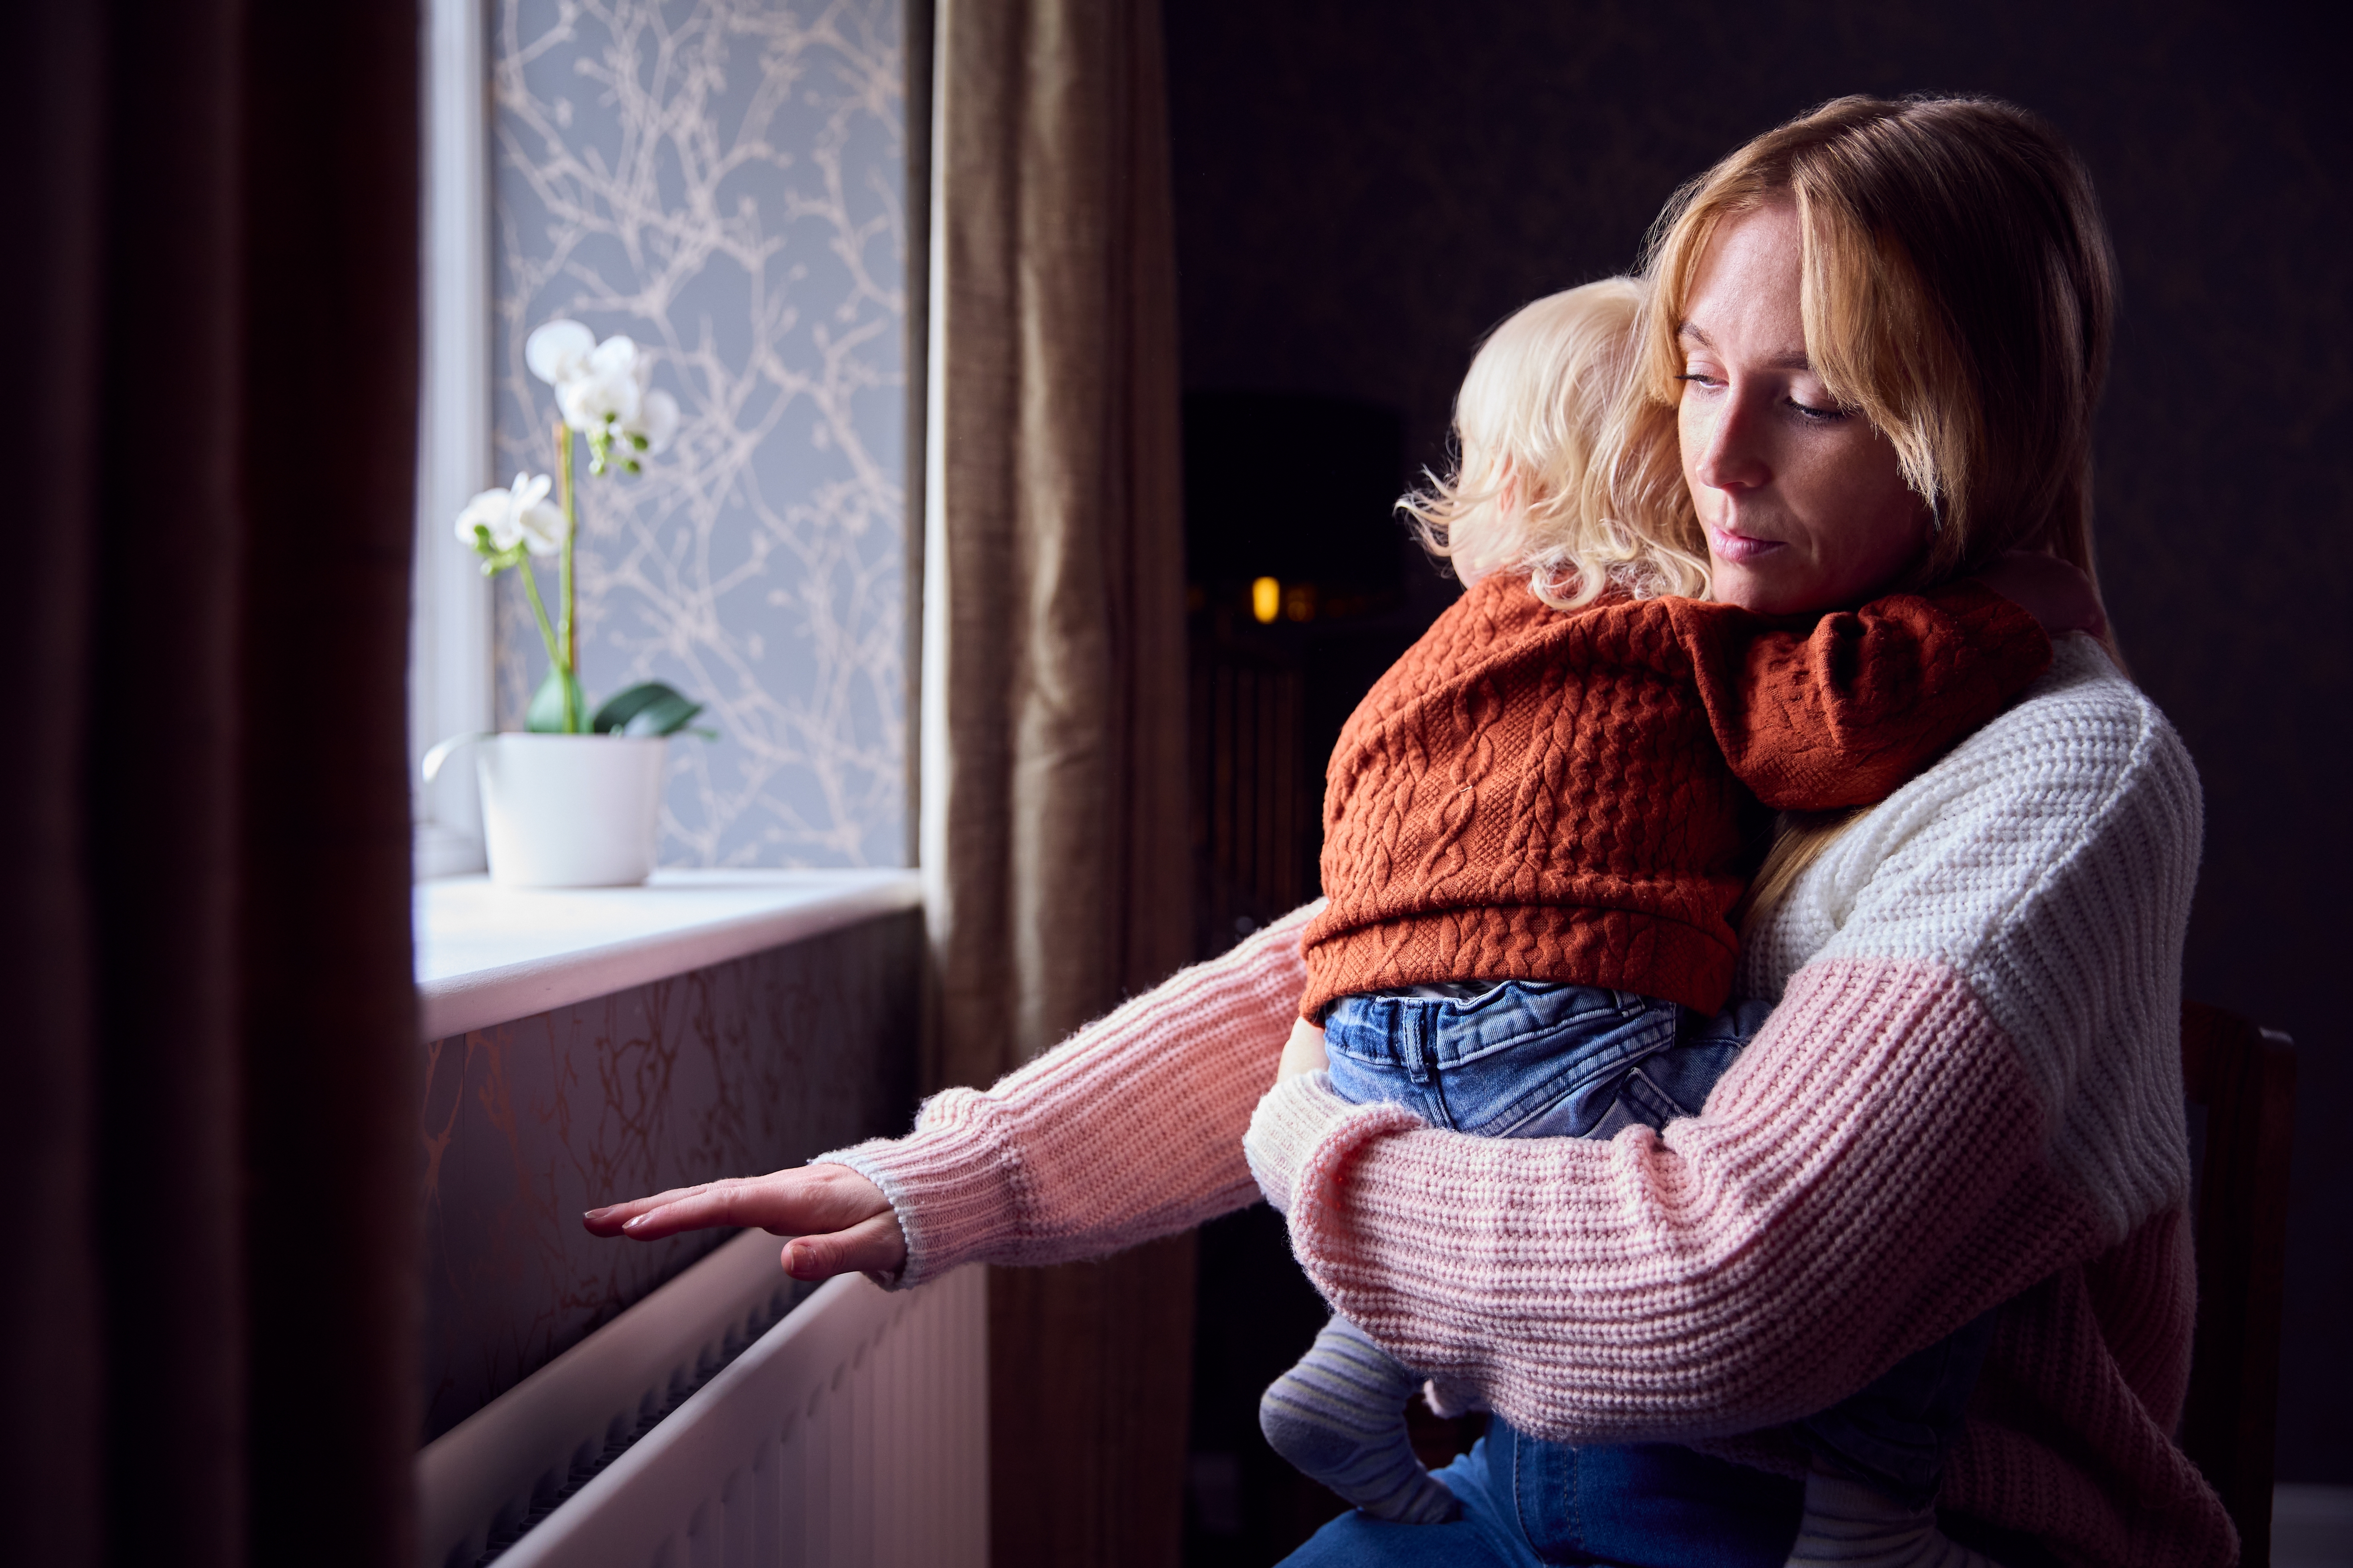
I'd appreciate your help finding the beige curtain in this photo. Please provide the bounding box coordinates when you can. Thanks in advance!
[918,0,1195,1560]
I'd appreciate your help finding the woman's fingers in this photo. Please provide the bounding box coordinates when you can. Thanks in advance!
[581,1181,719,1236]
[780,1210,909,1281]
[582,1163,895,1246]
[609,1177,780,1239]
[582,1165,908,1282]
[1277,1018,1329,1083]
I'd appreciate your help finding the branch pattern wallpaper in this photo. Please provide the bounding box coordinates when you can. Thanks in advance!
[492,0,909,867]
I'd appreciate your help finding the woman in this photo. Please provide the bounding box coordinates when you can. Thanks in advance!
[587,96,2227,1568]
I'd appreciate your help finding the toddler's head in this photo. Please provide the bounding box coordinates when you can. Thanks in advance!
[1406,278,1693,606]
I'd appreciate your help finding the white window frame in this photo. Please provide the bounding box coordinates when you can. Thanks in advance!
[410,0,494,880]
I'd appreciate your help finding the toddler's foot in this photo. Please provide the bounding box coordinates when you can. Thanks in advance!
[1787,1463,1996,1568]
[1259,1317,1460,1524]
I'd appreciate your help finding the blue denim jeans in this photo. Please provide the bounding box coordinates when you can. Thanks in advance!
[1289,1429,2061,1568]
[1280,1422,1803,1568]
[1280,1424,2059,1568]
[1315,982,1990,1532]
[1323,983,1765,1142]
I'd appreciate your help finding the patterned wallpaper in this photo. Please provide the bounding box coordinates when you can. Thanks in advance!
[491,0,909,867]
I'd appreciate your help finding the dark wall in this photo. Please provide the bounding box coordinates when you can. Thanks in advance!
[1167,1,2349,1484]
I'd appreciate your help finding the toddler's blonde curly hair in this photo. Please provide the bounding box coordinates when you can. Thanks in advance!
[1402,278,1708,608]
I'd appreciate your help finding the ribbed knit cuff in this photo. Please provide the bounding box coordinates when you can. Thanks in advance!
[1244,1071,1352,1213]
[812,1086,1024,1292]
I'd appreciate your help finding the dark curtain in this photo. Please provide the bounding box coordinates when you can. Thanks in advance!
[919,0,1197,1560]
[3,4,421,1563]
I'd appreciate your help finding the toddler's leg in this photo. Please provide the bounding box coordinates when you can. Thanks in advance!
[1259,1315,1460,1524]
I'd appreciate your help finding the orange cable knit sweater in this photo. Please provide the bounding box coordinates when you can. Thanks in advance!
[1300,573,2052,1019]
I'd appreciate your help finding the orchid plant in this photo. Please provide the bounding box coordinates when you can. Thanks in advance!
[457,320,706,738]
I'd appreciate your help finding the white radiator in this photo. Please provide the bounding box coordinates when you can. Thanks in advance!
[418,1231,988,1568]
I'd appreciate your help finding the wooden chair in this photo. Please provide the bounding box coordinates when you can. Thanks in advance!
[2178,1000,2297,1568]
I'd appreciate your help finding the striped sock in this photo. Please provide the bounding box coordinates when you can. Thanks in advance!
[1787,1463,1997,1568]
[1259,1316,1459,1524]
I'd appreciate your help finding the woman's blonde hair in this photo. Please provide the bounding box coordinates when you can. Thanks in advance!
[1403,278,1712,608]
[1596,95,2124,924]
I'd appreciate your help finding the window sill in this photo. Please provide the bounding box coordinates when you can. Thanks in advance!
[414,867,924,1041]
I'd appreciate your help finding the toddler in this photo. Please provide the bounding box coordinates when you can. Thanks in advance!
[1256,278,2070,1539]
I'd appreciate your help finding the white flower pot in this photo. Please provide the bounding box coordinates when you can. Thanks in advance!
[476,733,669,887]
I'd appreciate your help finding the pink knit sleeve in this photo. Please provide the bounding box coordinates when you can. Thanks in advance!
[1257,957,2106,1446]
[817,903,1315,1288]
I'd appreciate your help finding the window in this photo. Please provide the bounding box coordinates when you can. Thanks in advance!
[410,0,915,878]
[411,0,496,879]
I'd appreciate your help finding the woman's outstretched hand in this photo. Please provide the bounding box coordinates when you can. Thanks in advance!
[582,1163,906,1282]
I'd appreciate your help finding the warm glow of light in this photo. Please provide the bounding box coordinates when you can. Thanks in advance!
[1251,576,1281,624]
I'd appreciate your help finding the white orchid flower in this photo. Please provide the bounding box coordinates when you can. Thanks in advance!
[554,333,645,432]
[526,318,678,456]
[513,486,567,555]
[456,483,522,551]
[454,471,565,556]
[625,388,681,455]
[524,319,596,387]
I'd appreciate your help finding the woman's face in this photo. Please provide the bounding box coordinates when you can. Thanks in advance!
[1675,201,1929,615]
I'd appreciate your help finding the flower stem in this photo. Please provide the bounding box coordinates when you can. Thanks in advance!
[517,550,564,674]
[555,419,582,732]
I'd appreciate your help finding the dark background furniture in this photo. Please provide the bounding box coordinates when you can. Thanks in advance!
[2183,1001,2299,1567]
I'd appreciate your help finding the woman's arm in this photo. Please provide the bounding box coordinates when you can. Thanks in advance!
[591,901,1318,1287]
[1673,578,2054,810]
[1250,956,2087,1445]
[1249,646,2200,1446]
[829,902,1315,1285]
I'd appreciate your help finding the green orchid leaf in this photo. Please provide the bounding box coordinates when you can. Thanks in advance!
[527,666,588,733]
[592,681,688,735]
[622,693,706,737]
[590,680,673,732]
[592,680,708,737]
